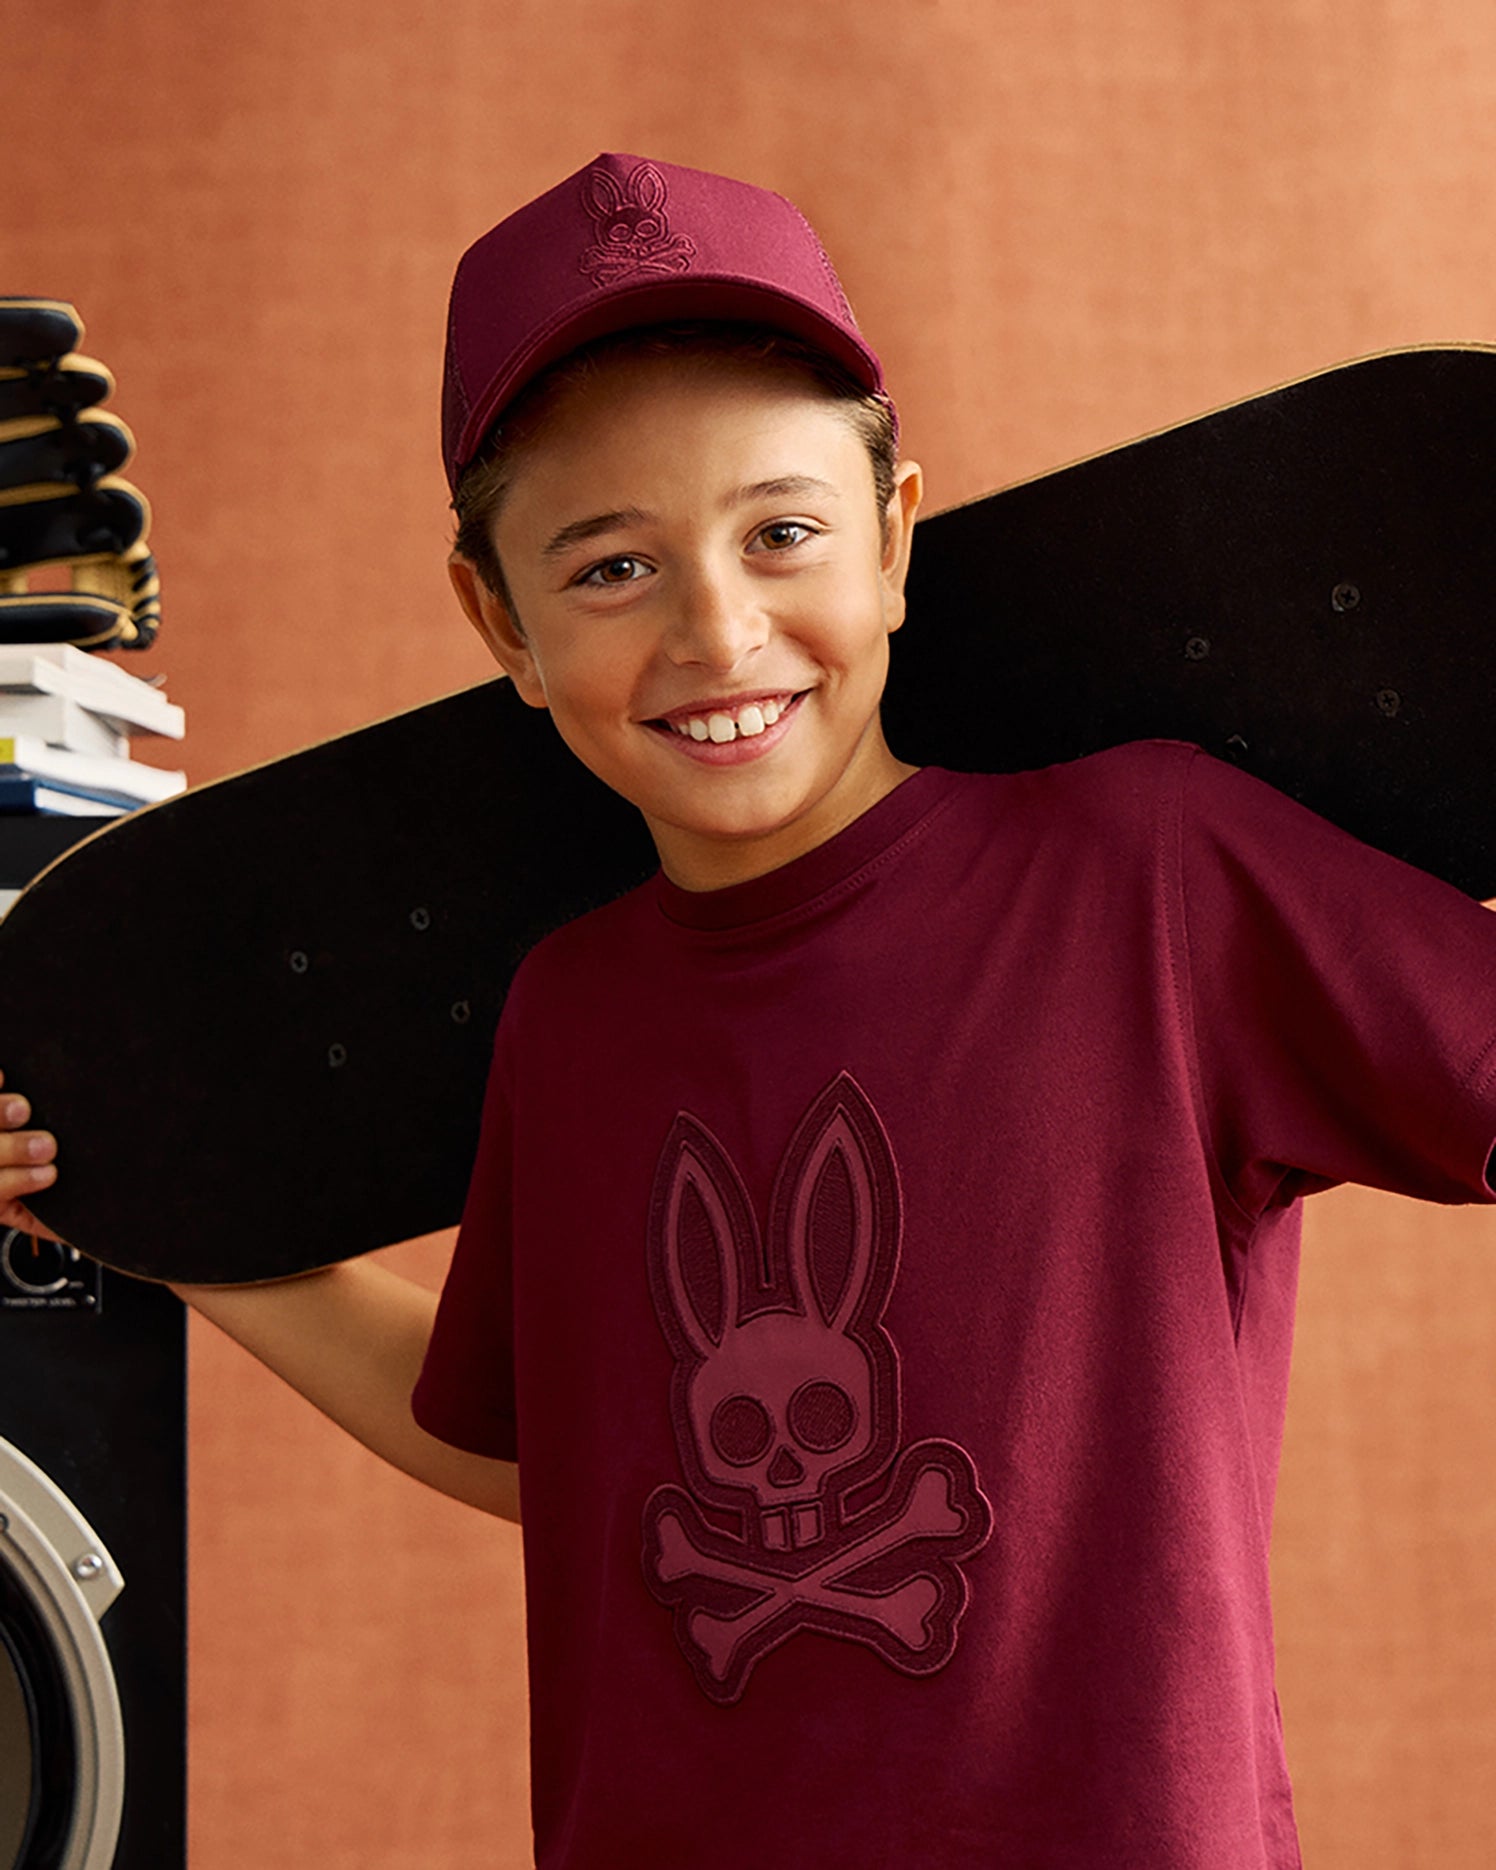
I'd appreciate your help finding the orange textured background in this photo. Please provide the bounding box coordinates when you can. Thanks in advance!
[5,1,1496,1865]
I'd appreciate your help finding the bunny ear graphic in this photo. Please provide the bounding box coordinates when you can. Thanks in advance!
[771,1074,901,1337]
[582,165,626,224]
[648,1114,760,1363]
[627,162,667,213]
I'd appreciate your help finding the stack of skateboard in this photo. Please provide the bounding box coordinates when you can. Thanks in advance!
[0,301,182,834]
[0,298,160,653]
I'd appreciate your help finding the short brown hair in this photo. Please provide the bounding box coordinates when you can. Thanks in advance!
[450,321,898,615]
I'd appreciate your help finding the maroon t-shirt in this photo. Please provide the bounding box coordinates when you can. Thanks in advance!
[414,744,1496,1869]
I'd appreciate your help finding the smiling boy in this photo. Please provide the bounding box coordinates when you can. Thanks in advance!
[4,152,1496,1869]
[447,341,922,889]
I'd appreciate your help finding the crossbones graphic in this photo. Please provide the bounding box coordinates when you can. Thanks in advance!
[644,1441,990,1703]
[643,1077,992,1704]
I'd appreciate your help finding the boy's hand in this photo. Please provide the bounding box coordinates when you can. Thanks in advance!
[0,1069,61,1240]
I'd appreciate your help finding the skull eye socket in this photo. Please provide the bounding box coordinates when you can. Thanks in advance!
[710,1395,773,1466]
[787,1380,855,1453]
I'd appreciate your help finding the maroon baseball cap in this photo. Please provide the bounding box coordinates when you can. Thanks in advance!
[441,152,889,488]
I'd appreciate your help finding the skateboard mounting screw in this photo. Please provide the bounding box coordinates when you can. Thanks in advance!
[410,907,431,931]
[1375,688,1401,717]
[289,951,309,974]
[450,1000,472,1025]
[72,1552,104,1582]
[1184,636,1210,661]
[328,1043,348,1068]
[1332,582,1360,613]
[1225,734,1249,756]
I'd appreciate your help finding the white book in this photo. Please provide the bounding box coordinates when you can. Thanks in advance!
[0,644,185,739]
[0,736,185,803]
[0,694,129,759]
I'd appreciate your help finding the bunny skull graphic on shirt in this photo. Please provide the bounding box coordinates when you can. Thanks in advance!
[641,1074,992,1702]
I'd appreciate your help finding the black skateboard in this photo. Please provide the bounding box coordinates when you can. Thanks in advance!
[3,345,1492,1283]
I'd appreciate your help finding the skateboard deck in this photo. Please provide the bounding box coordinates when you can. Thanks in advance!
[2,344,1492,1283]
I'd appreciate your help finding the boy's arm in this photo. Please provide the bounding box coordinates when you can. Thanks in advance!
[0,1070,517,1519]
[169,1261,520,1522]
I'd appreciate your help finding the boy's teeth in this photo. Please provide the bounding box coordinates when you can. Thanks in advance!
[671,697,789,742]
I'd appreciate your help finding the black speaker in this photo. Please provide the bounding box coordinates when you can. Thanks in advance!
[0,818,186,1870]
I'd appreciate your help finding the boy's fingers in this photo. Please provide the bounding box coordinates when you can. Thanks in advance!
[0,1109,58,1224]
[0,1082,61,1213]
[0,1163,57,1207]
[0,1126,54,1165]
[0,1077,61,1222]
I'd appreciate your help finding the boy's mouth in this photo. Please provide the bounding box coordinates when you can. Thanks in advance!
[649,691,804,745]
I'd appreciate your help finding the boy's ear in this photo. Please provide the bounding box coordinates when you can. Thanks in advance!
[879,461,923,634]
[446,555,548,709]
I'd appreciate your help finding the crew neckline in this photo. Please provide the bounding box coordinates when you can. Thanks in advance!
[653,767,956,932]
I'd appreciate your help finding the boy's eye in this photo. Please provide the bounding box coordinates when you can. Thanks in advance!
[577,555,649,587]
[753,521,817,552]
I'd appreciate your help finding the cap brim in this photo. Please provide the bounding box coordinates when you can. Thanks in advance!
[454,276,886,478]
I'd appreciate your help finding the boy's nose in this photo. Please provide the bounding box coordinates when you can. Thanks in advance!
[667,568,768,670]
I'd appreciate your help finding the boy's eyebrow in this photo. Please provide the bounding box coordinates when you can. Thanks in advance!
[542,508,650,558]
[724,475,841,506]
[540,479,842,559]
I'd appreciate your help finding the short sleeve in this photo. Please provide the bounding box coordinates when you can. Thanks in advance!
[410,1021,519,1461]
[1174,747,1496,1219]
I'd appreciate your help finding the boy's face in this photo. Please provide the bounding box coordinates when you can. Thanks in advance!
[449,349,922,890]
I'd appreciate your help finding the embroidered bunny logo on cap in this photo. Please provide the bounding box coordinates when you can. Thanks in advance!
[642,1074,991,1704]
[578,158,698,286]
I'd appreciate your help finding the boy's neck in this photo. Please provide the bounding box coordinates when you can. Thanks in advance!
[646,741,922,894]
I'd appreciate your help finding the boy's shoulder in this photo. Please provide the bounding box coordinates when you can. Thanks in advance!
[1010,736,1323,841]
[969,736,1205,840]
[1020,735,1200,797]
[522,868,658,953]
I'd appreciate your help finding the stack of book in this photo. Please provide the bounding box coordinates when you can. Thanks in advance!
[0,642,185,818]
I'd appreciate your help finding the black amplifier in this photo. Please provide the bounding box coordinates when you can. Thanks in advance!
[0,817,186,1870]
